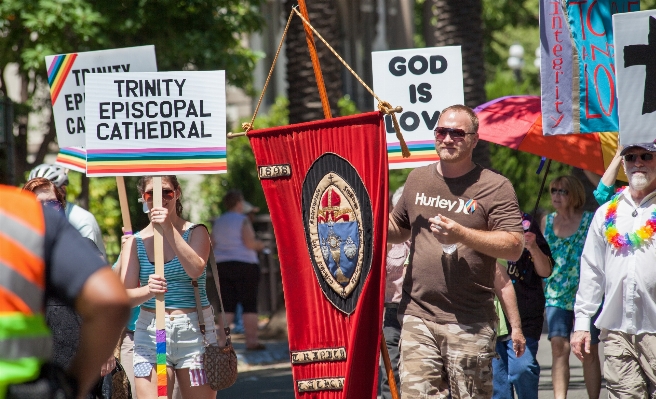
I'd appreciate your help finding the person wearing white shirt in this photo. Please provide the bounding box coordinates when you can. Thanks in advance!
[571,141,656,398]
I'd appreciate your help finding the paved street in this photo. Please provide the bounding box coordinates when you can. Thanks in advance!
[219,333,608,398]
[536,333,606,399]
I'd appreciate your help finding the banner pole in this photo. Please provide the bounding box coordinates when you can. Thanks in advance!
[530,159,552,230]
[380,333,400,399]
[116,177,133,236]
[297,0,332,119]
[153,177,167,398]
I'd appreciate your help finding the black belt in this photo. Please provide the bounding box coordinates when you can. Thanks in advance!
[384,302,399,309]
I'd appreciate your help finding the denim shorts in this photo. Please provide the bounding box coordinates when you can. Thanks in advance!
[546,306,601,344]
[133,307,217,384]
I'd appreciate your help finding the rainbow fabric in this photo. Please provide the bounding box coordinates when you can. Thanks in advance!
[47,53,78,105]
[86,147,227,175]
[156,329,167,396]
[388,140,439,166]
[55,147,86,173]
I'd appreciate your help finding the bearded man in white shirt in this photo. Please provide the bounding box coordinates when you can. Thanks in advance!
[571,141,656,398]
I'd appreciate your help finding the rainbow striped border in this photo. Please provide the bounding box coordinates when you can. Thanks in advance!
[47,54,78,105]
[56,147,86,173]
[86,147,227,175]
[156,329,167,396]
[388,140,439,165]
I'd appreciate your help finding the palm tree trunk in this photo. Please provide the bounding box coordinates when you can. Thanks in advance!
[423,0,490,167]
[285,0,343,124]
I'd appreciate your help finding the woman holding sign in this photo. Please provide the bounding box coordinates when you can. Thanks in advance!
[120,175,217,399]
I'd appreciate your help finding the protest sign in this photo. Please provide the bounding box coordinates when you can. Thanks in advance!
[55,147,86,173]
[84,71,226,176]
[614,10,656,145]
[540,0,638,135]
[46,45,157,148]
[372,47,464,169]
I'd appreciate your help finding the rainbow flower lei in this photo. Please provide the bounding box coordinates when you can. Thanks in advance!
[604,188,656,250]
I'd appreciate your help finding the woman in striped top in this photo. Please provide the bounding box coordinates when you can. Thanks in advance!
[120,175,216,399]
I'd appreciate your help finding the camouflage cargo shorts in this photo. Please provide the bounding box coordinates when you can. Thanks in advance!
[399,314,496,399]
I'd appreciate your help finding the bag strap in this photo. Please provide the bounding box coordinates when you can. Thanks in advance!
[189,224,231,346]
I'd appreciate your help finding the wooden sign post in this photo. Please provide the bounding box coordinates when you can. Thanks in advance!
[116,176,133,235]
[153,178,166,398]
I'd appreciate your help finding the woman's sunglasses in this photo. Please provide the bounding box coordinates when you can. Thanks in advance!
[550,188,569,196]
[434,126,476,141]
[623,153,654,163]
[142,189,175,202]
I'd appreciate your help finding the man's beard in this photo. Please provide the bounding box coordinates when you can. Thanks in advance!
[629,171,650,190]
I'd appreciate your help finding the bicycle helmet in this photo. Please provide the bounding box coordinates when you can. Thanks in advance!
[28,164,69,187]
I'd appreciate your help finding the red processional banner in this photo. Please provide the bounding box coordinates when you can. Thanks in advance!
[247,111,388,398]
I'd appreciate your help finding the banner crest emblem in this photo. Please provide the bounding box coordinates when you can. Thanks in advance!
[303,153,373,314]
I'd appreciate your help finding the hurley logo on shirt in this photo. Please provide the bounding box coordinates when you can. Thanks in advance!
[415,192,477,214]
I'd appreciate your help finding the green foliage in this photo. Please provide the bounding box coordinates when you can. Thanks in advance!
[0,0,104,72]
[389,168,412,194]
[482,0,539,73]
[91,1,265,92]
[485,67,539,100]
[338,95,359,116]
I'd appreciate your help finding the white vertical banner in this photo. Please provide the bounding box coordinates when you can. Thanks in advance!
[614,10,656,145]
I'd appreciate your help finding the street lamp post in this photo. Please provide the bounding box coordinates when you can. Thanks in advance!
[507,43,525,82]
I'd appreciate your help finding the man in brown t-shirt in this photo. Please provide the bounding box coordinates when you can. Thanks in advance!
[388,104,525,398]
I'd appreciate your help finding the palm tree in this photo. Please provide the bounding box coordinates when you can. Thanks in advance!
[284,0,343,124]
[423,0,490,167]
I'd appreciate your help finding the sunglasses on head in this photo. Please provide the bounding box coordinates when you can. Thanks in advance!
[143,189,175,202]
[434,126,476,140]
[623,153,654,163]
[550,188,569,196]
[41,199,63,211]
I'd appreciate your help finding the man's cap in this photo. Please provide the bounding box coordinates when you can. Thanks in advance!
[620,141,656,156]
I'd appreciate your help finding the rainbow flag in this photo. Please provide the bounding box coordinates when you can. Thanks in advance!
[156,329,167,396]
[388,140,439,167]
[55,147,86,173]
[86,147,227,176]
[47,53,78,105]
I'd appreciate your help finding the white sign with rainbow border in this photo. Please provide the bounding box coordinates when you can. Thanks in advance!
[84,71,226,176]
[45,45,157,148]
[372,46,464,169]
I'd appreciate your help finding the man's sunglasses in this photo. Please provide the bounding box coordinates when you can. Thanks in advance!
[550,188,569,196]
[623,153,654,163]
[434,126,476,140]
[143,189,175,202]
[41,199,63,211]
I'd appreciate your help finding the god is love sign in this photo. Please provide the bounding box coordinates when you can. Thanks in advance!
[84,71,227,176]
[372,46,464,169]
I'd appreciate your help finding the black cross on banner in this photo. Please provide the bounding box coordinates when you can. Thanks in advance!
[624,16,656,115]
